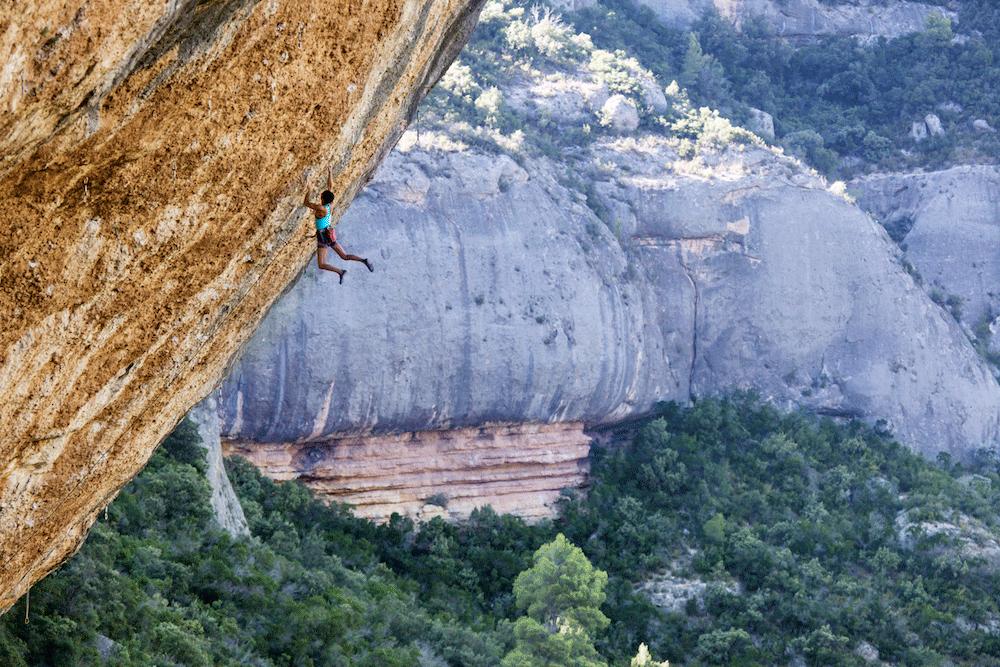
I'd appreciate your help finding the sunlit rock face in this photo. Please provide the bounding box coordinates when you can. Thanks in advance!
[211,7,999,523]
[217,144,679,441]
[224,422,591,521]
[0,0,484,611]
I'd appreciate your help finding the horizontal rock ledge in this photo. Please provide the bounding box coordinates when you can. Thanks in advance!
[223,422,592,522]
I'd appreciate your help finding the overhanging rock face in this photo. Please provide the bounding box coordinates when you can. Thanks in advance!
[0,0,484,611]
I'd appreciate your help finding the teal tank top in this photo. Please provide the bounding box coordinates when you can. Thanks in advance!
[315,204,332,231]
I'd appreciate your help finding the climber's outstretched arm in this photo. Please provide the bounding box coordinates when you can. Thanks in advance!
[302,191,326,217]
[326,167,334,192]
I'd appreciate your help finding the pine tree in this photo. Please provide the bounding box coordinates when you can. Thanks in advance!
[501,534,609,667]
[680,33,728,101]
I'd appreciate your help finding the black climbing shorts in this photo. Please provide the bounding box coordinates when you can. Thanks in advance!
[316,228,337,248]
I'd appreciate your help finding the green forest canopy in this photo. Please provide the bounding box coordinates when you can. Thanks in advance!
[3,397,1000,665]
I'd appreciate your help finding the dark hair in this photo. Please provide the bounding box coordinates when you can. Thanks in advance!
[321,190,335,205]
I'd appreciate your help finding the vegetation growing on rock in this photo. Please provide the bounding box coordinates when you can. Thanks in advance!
[573,0,1000,174]
[416,0,761,161]
[423,0,1000,176]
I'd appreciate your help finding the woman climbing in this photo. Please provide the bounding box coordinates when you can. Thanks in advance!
[303,167,374,284]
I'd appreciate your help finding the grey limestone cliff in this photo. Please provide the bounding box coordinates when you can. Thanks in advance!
[216,133,1000,459]
[211,5,1000,492]
[851,165,1000,340]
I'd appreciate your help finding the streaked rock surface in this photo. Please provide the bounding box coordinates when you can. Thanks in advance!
[224,422,590,521]
[217,134,1000,469]
[189,399,250,538]
[0,0,484,611]
[211,3,998,524]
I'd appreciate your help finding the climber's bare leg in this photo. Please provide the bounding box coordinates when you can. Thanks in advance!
[317,246,345,284]
[333,242,373,272]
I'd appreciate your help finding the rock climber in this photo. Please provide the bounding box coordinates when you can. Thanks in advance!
[303,167,373,284]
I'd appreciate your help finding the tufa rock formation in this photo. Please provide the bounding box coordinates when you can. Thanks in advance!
[189,398,249,537]
[0,0,485,611]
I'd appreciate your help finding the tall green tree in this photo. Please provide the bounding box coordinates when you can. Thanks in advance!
[502,534,610,667]
[680,33,729,102]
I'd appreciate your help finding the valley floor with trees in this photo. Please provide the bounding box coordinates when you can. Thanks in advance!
[3,397,1000,665]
